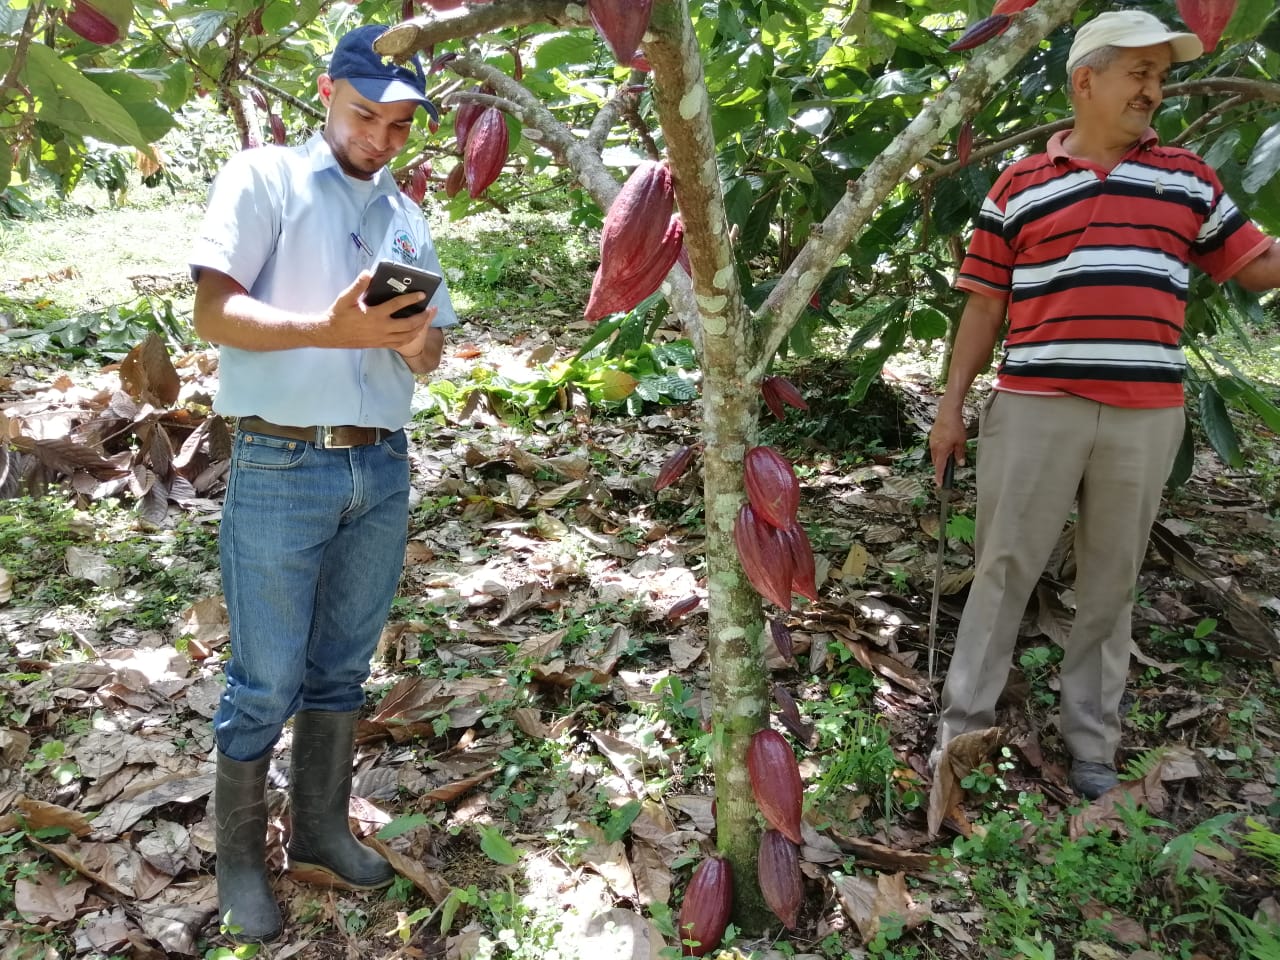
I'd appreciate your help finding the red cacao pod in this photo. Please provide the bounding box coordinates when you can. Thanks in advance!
[781,523,818,603]
[666,595,700,621]
[733,503,794,611]
[758,829,803,930]
[588,0,654,65]
[65,0,121,44]
[743,446,799,531]
[991,0,1037,13]
[445,163,466,198]
[761,380,788,421]
[585,160,685,322]
[269,114,286,145]
[948,13,1010,51]
[1177,0,1235,52]
[454,100,484,152]
[747,729,804,845]
[764,375,808,412]
[677,857,732,957]
[464,107,508,198]
[631,51,651,71]
[769,617,794,663]
[404,166,429,204]
[654,444,698,492]
[250,88,268,112]
[246,7,264,35]
[957,121,974,166]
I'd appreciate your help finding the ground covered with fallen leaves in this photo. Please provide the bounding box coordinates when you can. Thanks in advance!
[1,186,1279,960]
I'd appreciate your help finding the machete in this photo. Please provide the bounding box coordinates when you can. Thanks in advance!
[927,453,956,685]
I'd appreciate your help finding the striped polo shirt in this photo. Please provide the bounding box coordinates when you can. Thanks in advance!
[957,129,1271,408]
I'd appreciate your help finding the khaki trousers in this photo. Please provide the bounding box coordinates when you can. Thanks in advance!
[938,392,1184,764]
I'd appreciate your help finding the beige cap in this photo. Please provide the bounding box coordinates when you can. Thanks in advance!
[1067,10,1203,71]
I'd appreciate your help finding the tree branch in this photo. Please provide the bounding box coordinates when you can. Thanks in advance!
[0,3,43,117]
[756,0,1088,369]
[376,0,587,58]
[248,75,325,121]
[918,77,1280,185]
[446,56,702,348]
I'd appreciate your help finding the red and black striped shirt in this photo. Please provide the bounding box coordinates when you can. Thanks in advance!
[957,129,1271,408]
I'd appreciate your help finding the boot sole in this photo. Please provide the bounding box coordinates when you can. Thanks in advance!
[286,858,395,891]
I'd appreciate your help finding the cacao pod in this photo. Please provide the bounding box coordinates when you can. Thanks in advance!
[769,617,794,664]
[584,160,685,322]
[269,114,286,146]
[250,88,268,112]
[758,830,803,930]
[772,684,815,745]
[445,163,466,198]
[404,166,430,204]
[762,375,808,414]
[734,503,794,611]
[654,444,697,492]
[991,0,1037,13]
[666,595,700,621]
[464,107,508,198]
[957,120,974,167]
[1177,0,1235,52]
[762,381,787,421]
[65,0,121,44]
[631,51,651,71]
[743,446,799,531]
[677,857,732,957]
[781,523,818,602]
[948,13,1011,51]
[246,6,264,35]
[588,0,654,65]
[431,52,460,75]
[454,100,484,152]
[747,729,804,845]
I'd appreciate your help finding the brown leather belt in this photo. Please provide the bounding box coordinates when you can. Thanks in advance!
[238,416,390,450]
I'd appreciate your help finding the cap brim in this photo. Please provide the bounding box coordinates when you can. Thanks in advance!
[348,77,439,122]
[1112,30,1204,62]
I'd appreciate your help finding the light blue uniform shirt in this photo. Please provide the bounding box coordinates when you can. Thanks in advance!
[189,134,457,430]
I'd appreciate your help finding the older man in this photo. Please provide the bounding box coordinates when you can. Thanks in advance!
[929,10,1280,798]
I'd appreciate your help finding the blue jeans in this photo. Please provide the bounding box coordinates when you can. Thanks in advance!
[213,427,411,761]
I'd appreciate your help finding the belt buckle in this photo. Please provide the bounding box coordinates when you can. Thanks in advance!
[318,426,355,450]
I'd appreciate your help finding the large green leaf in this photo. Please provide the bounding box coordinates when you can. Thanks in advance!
[1165,416,1193,489]
[1242,120,1280,194]
[1199,382,1244,468]
[20,43,152,153]
[82,69,177,142]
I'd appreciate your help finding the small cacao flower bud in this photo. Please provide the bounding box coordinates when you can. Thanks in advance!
[748,729,804,845]
[677,857,733,957]
[744,446,800,531]
[758,829,804,930]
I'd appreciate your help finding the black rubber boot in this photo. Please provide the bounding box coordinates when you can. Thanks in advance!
[215,751,282,943]
[286,709,394,889]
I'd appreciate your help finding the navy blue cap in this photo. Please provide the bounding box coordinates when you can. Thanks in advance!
[328,25,438,122]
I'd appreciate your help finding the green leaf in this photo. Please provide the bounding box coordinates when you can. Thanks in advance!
[478,826,519,866]
[603,800,643,843]
[376,813,430,841]
[1242,120,1280,194]
[533,33,598,72]
[82,69,177,142]
[183,10,234,49]
[260,3,295,35]
[20,43,152,152]
[1199,383,1243,468]
[909,307,948,341]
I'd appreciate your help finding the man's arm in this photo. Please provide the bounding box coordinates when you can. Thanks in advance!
[1233,239,1280,292]
[193,268,434,352]
[398,326,444,375]
[928,290,1007,485]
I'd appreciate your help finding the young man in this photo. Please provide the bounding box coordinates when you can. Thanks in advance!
[190,24,457,941]
[929,10,1280,799]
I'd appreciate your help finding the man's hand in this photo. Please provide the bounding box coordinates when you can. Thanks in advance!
[929,405,968,487]
[323,271,434,351]
[398,325,444,375]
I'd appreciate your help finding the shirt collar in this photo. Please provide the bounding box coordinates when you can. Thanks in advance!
[303,133,398,195]
[1048,127,1160,164]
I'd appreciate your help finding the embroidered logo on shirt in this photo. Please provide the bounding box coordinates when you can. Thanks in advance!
[393,229,418,263]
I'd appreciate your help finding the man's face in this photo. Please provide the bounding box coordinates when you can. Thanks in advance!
[1076,44,1173,142]
[318,77,418,179]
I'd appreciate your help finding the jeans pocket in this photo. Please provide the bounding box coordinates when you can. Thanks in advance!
[380,429,410,462]
[235,432,311,470]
